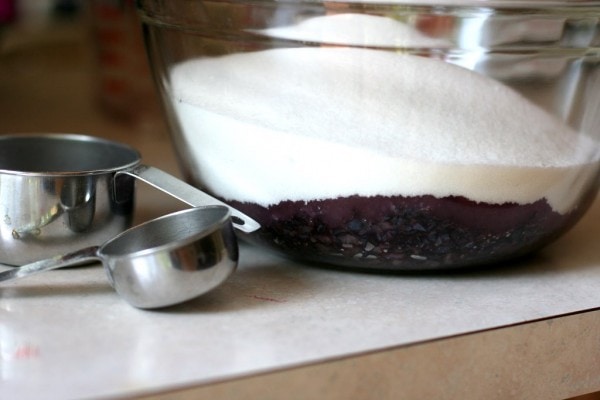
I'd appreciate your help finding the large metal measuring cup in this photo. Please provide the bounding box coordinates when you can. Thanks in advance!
[0,133,260,266]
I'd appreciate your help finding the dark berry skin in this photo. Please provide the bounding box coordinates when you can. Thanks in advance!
[231,192,596,271]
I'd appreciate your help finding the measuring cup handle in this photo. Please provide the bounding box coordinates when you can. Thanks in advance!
[0,247,100,283]
[118,165,260,234]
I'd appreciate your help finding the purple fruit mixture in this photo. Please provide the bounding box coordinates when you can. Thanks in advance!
[232,193,594,270]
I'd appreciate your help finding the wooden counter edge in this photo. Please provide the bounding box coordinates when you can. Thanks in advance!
[130,308,600,400]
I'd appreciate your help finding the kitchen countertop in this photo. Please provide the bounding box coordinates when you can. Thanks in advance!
[1,18,599,400]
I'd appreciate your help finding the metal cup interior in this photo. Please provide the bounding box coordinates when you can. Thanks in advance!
[99,206,238,309]
[0,134,141,265]
[0,133,140,173]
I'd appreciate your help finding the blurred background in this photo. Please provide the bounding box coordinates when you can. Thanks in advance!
[0,0,164,136]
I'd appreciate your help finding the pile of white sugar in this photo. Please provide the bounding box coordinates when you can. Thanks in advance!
[168,47,599,214]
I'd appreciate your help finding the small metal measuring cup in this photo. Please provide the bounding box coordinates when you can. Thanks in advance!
[0,133,260,266]
[1,206,237,309]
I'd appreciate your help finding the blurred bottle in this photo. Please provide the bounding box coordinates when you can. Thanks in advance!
[89,0,161,125]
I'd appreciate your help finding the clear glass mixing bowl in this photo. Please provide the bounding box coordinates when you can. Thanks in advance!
[137,0,600,270]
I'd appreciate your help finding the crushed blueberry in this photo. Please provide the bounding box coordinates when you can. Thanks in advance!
[232,194,591,270]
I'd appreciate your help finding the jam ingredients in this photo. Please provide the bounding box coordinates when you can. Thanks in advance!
[167,46,599,268]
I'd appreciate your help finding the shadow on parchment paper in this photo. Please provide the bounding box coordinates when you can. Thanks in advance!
[0,264,113,299]
[159,259,318,314]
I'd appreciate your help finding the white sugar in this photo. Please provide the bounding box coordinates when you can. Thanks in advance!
[169,47,599,214]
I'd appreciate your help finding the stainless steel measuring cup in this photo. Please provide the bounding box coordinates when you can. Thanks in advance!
[0,206,238,309]
[0,133,260,265]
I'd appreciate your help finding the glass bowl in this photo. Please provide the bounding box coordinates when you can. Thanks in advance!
[137,0,600,271]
